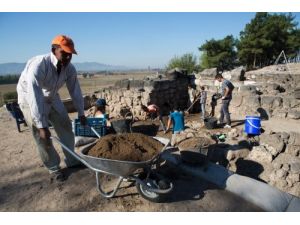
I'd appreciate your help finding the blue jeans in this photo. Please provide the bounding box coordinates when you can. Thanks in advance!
[200,103,206,119]
[220,99,231,125]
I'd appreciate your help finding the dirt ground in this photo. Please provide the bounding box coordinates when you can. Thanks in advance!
[0,108,263,212]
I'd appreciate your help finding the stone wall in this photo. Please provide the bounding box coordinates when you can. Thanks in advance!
[194,66,300,120]
[93,76,189,119]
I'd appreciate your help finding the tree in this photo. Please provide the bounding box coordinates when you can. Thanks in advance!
[199,35,237,71]
[166,53,198,74]
[238,12,300,68]
[0,74,20,85]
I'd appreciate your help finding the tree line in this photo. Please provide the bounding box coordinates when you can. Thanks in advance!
[0,74,20,85]
[166,13,300,73]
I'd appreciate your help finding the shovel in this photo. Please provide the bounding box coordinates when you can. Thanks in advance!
[90,126,101,139]
[184,95,201,115]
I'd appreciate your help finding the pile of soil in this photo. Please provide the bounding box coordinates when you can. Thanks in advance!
[87,133,164,162]
[178,137,215,164]
[178,137,214,150]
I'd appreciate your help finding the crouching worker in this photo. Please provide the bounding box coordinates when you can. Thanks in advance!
[141,103,166,132]
[165,105,185,146]
[17,35,87,182]
[88,98,111,127]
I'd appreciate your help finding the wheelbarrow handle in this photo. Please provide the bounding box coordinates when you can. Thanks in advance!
[90,126,101,138]
[50,136,91,169]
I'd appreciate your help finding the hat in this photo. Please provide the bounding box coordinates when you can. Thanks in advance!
[95,98,108,107]
[52,35,77,54]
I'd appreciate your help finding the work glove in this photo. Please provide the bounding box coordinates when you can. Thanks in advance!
[39,127,51,140]
[79,115,87,126]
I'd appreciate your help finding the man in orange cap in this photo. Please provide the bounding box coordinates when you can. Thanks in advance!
[17,35,87,182]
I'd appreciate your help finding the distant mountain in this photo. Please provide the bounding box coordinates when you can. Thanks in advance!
[0,63,26,75]
[0,62,129,75]
[73,62,128,72]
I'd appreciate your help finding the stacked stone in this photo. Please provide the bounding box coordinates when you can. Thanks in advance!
[193,80,300,120]
[94,76,189,120]
[286,132,300,159]
[269,161,300,197]
[243,131,300,197]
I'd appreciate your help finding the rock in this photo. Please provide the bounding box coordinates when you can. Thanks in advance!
[175,133,188,145]
[226,148,250,161]
[183,128,196,133]
[268,89,279,96]
[286,177,294,188]
[282,163,290,172]
[264,144,283,158]
[275,169,288,179]
[282,97,291,108]
[267,83,280,91]
[272,162,282,170]
[287,109,300,119]
[199,68,218,77]
[273,97,283,107]
[286,145,300,157]
[227,128,239,139]
[259,134,285,156]
[191,122,202,130]
[238,85,257,96]
[288,132,300,146]
[290,162,300,173]
[290,182,300,197]
[231,66,246,81]
[272,109,287,119]
[278,132,290,144]
[261,96,275,109]
[186,132,195,138]
[277,180,288,189]
[269,171,277,182]
[290,98,300,108]
[295,88,300,99]
[244,95,261,107]
[287,173,300,184]
[248,146,273,163]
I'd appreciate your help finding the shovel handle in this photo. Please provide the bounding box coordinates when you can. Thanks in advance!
[90,126,101,138]
[186,95,201,112]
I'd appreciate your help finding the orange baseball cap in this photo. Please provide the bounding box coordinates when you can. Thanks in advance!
[52,35,77,54]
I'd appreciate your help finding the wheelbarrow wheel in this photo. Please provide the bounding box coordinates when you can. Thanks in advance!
[136,175,172,203]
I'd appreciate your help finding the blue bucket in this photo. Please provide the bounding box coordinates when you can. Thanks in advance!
[244,116,261,135]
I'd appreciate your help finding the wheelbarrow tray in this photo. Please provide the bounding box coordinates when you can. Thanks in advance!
[78,136,169,177]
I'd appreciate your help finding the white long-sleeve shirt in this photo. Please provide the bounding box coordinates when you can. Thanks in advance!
[17,53,84,128]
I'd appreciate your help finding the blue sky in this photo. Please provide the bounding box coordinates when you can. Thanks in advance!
[0,12,299,68]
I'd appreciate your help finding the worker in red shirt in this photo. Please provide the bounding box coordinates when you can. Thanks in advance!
[141,103,166,132]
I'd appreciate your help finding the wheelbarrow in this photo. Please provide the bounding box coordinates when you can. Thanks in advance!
[51,136,173,202]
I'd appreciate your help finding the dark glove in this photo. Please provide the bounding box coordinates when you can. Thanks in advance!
[39,128,51,140]
[79,115,87,126]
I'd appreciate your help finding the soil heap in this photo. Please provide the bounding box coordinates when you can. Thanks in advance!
[87,133,164,162]
[178,137,214,150]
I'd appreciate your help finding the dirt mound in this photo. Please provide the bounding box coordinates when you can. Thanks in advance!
[178,137,214,150]
[87,133,164,162]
